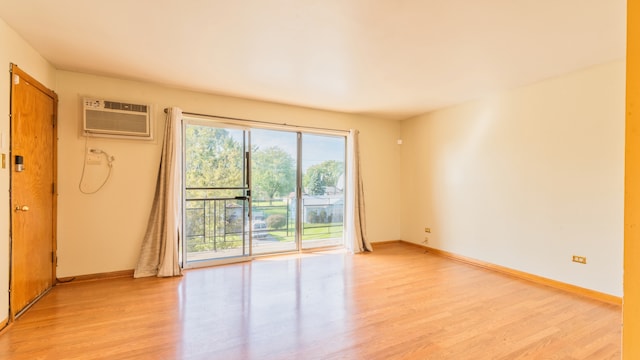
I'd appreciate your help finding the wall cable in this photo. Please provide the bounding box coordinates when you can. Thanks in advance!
[78,136,115,194]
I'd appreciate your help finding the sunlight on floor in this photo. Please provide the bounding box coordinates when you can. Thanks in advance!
[256,247,348,262]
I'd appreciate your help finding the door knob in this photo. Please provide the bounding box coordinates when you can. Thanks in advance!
[15,205,29,212]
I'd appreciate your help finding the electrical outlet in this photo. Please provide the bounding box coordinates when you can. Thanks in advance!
[572,255,587,264]
[424,227,431,233]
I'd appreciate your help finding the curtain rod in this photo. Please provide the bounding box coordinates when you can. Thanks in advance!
[164,108,349,134]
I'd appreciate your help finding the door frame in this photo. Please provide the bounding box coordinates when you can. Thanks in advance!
[8,64,58,320]
[181,115,348,269]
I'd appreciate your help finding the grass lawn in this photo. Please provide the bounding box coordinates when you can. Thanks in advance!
[269,224,343,242]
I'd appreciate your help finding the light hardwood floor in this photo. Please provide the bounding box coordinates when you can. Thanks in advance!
[0,243,621,359]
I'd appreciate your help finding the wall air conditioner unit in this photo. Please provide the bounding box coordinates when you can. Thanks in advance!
[82,98,152,140]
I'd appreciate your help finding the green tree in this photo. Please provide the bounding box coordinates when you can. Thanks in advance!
[184,125,245,251]
[252,146,296,204]
[185,125,244,193]
[303,160,344,195]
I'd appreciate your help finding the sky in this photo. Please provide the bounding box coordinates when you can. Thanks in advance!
[239,128,346,171]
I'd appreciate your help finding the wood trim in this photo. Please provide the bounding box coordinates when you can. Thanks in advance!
[9,64,57,100]
[370,240,403,247]
[393,241,622,305]
[56,270,134,284]
[0,322,13,337]
[51,84,58,287]
[624,1,640,359]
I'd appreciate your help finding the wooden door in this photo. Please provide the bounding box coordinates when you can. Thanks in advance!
[9,64,57,318]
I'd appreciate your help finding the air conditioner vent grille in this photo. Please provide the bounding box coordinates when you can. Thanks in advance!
[85,110,149,135]
[103,101,148,113]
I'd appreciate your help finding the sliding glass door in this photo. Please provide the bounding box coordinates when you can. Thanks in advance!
[182,120,251,267]
[249,130,346,254]
[182,117,346,266]
[300,133,346,249]
[250,129,299,255]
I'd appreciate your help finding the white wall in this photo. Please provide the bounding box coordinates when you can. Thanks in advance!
[400,60,625,296]
[0,18,56,326]
[56,71,401,277]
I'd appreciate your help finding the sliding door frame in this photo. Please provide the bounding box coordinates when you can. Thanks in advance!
[181,118,253,269]
[181,115,348,269]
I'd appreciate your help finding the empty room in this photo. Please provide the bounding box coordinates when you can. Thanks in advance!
[0,0,639,359]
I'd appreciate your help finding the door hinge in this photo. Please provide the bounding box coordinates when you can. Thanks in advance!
[52,182,55,194]
[52,115,56,128]
[51,251,55,263]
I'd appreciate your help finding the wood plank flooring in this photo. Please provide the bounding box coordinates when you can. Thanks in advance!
[0,243,621,359]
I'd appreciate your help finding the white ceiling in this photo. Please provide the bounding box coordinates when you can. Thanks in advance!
[0,0,627,120]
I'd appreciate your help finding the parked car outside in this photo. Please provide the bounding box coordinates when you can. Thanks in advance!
[252,221,268,238]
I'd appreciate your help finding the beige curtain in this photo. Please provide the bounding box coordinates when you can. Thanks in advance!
[346,129,372,253]
[134,107,183,278]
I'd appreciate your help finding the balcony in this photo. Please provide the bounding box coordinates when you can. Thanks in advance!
[184,196,344,263]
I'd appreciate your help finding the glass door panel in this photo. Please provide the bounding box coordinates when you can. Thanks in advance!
[183,121,250,266]
[300,134,346,249]
[250,129,298,255]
